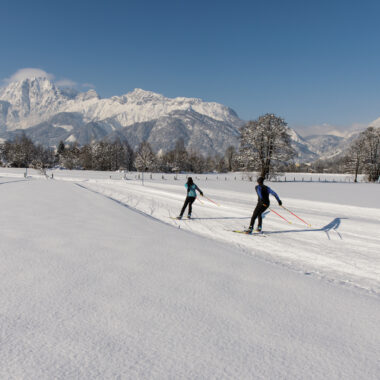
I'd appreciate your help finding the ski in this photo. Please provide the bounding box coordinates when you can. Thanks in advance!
[169,216,192,220]
[231,230,267,237]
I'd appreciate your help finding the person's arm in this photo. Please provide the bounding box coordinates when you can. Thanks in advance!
[256,185,263,201]
[268,187,282,205]
[195,185,203,196]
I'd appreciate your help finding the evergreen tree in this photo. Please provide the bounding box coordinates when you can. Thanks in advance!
[57,141,65,155]
[79,144,94,170]
[61,143,81,170]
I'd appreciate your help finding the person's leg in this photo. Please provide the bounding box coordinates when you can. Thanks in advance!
[249,203,261,230]
[257,204,268,230]
[188,197,195,216]
[180,197,190,217]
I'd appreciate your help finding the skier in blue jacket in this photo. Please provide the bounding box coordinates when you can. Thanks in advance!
[177,177,203,219]
[245,177,282,233]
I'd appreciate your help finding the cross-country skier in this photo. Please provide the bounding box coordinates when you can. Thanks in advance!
[245,177,282,233]
[177,177,203,219]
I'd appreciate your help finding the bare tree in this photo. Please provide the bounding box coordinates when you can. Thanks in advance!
[160,138,189,172]
[187,148,207,173]
[345,134,366,182]
[362,127,380,182]
[1,134,55,169]
[224,145,236,171]
[345,126,380,182]
[134,141,157,172]
[2,133,36,168]
[237,114,295,178]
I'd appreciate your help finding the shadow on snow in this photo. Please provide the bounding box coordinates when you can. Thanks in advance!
[264,218,346,240]
[0,179,27,186]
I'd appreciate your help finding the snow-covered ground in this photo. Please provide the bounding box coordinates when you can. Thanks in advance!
[18,168,377,294]
[0,170,379,378]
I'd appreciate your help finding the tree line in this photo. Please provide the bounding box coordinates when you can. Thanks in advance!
[0,134,237,174]
[234,114,379,182]
[0,116,379,182]
[293,126,379,182]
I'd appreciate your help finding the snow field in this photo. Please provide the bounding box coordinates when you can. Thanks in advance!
[1,169,379,293]
[0,177,379,379]
[71,176,380,294]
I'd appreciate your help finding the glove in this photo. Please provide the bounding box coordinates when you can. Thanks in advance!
[278,200,282,206]
[200,191,204,196]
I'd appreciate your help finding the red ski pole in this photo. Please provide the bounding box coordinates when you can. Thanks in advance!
[269,207,292,224]
[203,195,220,207]
[281,206,311,227]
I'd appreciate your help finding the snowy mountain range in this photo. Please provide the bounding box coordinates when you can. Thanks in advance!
[0,76,366,161]
[370,116,380,129]
[0,77,242,156]
[302,132,361,160]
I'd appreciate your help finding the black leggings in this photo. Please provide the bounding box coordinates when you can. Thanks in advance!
[180,196,196,216]
[249,203,268,229]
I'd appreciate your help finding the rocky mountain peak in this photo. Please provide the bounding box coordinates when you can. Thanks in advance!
[0,76,369,160]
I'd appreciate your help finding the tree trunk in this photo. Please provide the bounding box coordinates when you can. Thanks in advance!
[354,157,359,182]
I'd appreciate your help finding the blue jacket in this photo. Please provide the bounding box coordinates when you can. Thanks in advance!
[256,184,281,205]
[185,183,202,198]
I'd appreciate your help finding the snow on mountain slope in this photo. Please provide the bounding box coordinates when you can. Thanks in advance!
[0,78,99,130]
[0,77,241,131]
[0,77,243,154]
[0,77,69,129]
[287,128,319,162]
[304,131,361,160]
[0,76,368,160]
[107,109,241,154]
[304,134,344,154]
[370,116,380,128]
[1,112,114,147]
[63,88,241,127]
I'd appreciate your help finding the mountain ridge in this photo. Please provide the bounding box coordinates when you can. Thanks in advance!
[0,76,366,160]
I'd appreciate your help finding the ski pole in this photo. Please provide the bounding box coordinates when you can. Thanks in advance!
[203,195,220,207]
[281,206,311,227]
[197,196,204,204]
[269,207,292,224]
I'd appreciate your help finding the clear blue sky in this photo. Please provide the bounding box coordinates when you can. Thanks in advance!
[2,0,380,134]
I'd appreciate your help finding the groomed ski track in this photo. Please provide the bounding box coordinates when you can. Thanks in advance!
[78,177,380,294]
[0,178,379,379]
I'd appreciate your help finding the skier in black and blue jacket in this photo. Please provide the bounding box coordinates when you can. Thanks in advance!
[245,176,282,233]
[177,177,203,219]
